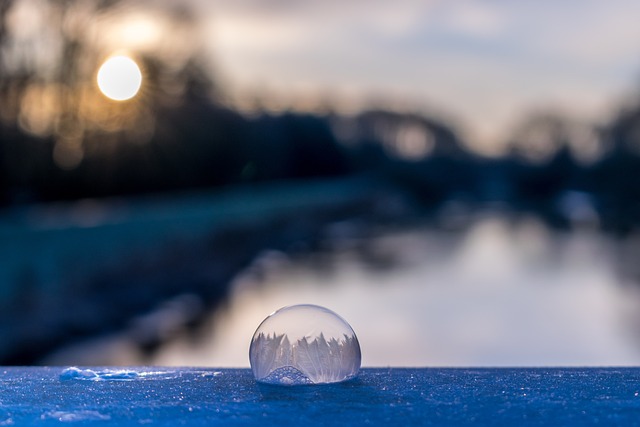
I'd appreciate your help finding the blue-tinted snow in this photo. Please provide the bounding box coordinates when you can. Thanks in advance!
[1,367,640,426]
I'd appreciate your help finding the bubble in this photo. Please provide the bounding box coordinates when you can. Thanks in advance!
[249,304,361,385]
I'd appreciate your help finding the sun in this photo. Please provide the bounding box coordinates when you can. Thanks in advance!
[97,55,142,101]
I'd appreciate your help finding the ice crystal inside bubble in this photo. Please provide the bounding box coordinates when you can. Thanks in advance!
[249,304,361,385]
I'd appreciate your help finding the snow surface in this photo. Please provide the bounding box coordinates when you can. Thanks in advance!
[0,367,639,425]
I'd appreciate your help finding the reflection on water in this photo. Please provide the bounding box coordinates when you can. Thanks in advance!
[153,213,640,367]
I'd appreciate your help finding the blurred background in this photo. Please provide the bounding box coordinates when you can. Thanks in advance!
[2,0,640,367]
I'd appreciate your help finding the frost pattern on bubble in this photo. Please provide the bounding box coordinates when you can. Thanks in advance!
[249,305,361,385]
[261,366,312,385]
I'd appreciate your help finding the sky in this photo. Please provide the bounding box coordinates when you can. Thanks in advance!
[197,0,640,155]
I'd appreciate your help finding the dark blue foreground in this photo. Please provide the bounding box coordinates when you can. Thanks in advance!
[1,367,639,425]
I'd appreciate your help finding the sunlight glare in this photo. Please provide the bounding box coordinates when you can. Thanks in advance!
[97,55,142,101]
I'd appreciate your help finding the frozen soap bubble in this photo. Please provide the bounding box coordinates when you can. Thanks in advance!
[249,304,361,385]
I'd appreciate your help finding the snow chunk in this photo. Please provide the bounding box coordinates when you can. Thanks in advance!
[41,410,110,422]
[59,367,138,381]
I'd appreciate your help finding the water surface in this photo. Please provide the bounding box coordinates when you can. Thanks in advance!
[153,213,640,367]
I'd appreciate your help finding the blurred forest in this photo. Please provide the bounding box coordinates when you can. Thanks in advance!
[1,0,640,231]
[2,0,640,365]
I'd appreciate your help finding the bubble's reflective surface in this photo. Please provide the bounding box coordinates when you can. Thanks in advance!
[249,304,361,385]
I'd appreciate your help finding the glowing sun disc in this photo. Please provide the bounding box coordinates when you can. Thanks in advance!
[97,55,142,101]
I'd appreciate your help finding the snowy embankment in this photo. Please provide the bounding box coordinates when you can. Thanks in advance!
[0,176,394,364]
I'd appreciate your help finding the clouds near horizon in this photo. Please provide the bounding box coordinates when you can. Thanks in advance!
[200,0,640,153]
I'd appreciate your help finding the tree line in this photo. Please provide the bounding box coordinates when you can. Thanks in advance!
[1,0,640,232]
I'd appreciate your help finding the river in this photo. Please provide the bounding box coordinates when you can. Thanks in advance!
[151,211,640,367]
